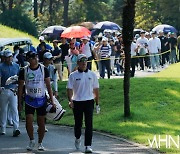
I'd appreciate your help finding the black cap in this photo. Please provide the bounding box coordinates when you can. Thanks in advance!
[117,34,122,37]
[140,30,146,34]
[26,51,37,59]
[150,31,156,35]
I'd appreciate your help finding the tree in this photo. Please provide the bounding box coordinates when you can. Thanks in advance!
[122,0,136,117]
[9,0,13,10]
[63,0,69,26]
[39,0,45,14]
[135,0,180,32]
[111,0,124,28]
[34,0,38,18]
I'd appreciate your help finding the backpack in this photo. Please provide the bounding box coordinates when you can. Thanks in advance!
[89,42,97,60]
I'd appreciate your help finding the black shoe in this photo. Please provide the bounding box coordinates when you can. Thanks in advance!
[13,129,20,137]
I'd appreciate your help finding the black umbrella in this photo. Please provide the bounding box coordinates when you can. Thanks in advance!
[94,21,122,31]
[41,25,66,41]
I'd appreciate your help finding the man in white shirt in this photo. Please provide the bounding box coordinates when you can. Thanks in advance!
[67,54,99,153]
[148,31,161,71]
[136,31,149,70]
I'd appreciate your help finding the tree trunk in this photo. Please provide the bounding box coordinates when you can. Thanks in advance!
[63,0,69,26]
[49,0,53,23]
[122,0,136,117]
[9,0,13,10]
[39,0,45,14]
[34,0,38,18]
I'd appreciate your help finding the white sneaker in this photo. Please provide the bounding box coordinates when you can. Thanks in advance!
[75,138,81,150]
[85,146,92,153]
[45,127,48,132]
[38,143,45,151]
[27,140,35,151]
[1,127,6,135]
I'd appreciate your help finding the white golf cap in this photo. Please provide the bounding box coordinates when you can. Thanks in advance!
[43,52,53,59]
[77,54,87,61]
[4,50,13,57]
[102,37,108,42]
[39,36,45,41]
[81,36,90,41]
[0,51,4,56]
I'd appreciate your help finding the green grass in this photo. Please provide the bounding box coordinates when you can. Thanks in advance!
[55,63,180,153]
[0,24,39,46]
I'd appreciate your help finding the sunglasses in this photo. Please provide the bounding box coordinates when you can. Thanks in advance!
[78,57,88,62]
[45,58,53,60]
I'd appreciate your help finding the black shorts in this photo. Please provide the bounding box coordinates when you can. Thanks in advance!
[25,103,47,116]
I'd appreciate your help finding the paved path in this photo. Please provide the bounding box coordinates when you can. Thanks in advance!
[94,67,167,79]
[0,122,158,154]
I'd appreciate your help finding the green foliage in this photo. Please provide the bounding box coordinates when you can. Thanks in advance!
[135,0,180,32]
[111,0,124,27]
[83,0,111,21]
[0,8,38,37]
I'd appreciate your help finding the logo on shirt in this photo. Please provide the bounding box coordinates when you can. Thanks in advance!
[27,73,35,80]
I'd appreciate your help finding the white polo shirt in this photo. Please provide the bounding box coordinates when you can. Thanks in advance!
[81,42,92,58]
[148,37,161,54]
[131,42,137,57]
[67,70,99,101]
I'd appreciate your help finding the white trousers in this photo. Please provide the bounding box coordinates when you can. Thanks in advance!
[0,89,19,132]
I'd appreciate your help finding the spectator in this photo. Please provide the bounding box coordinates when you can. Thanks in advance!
[109,39,116,75]
[37,36,52,54]
[136,30,149,70]
[169,32,177,64]
[131,41,138,77]
[79,36,94,70]
[43,52,58,98]
[158,30,169,67]
[177,35,180,62]
[13,45,20,63]
[38,42,49,63]
[98,37,111,79]
[52,40,62,81]
[148,31,161,71]
[59,38,69,72]
[0,50,20,136]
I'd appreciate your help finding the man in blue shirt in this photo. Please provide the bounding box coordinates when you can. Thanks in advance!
[0,50,20,136]
[36,36,52,54]
[52,40,62,81]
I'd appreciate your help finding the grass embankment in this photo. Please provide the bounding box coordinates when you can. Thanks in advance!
[55,63,180,153]
[0,24,39,46]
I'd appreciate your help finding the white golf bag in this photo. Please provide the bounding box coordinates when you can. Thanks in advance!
[46,95,66,121]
